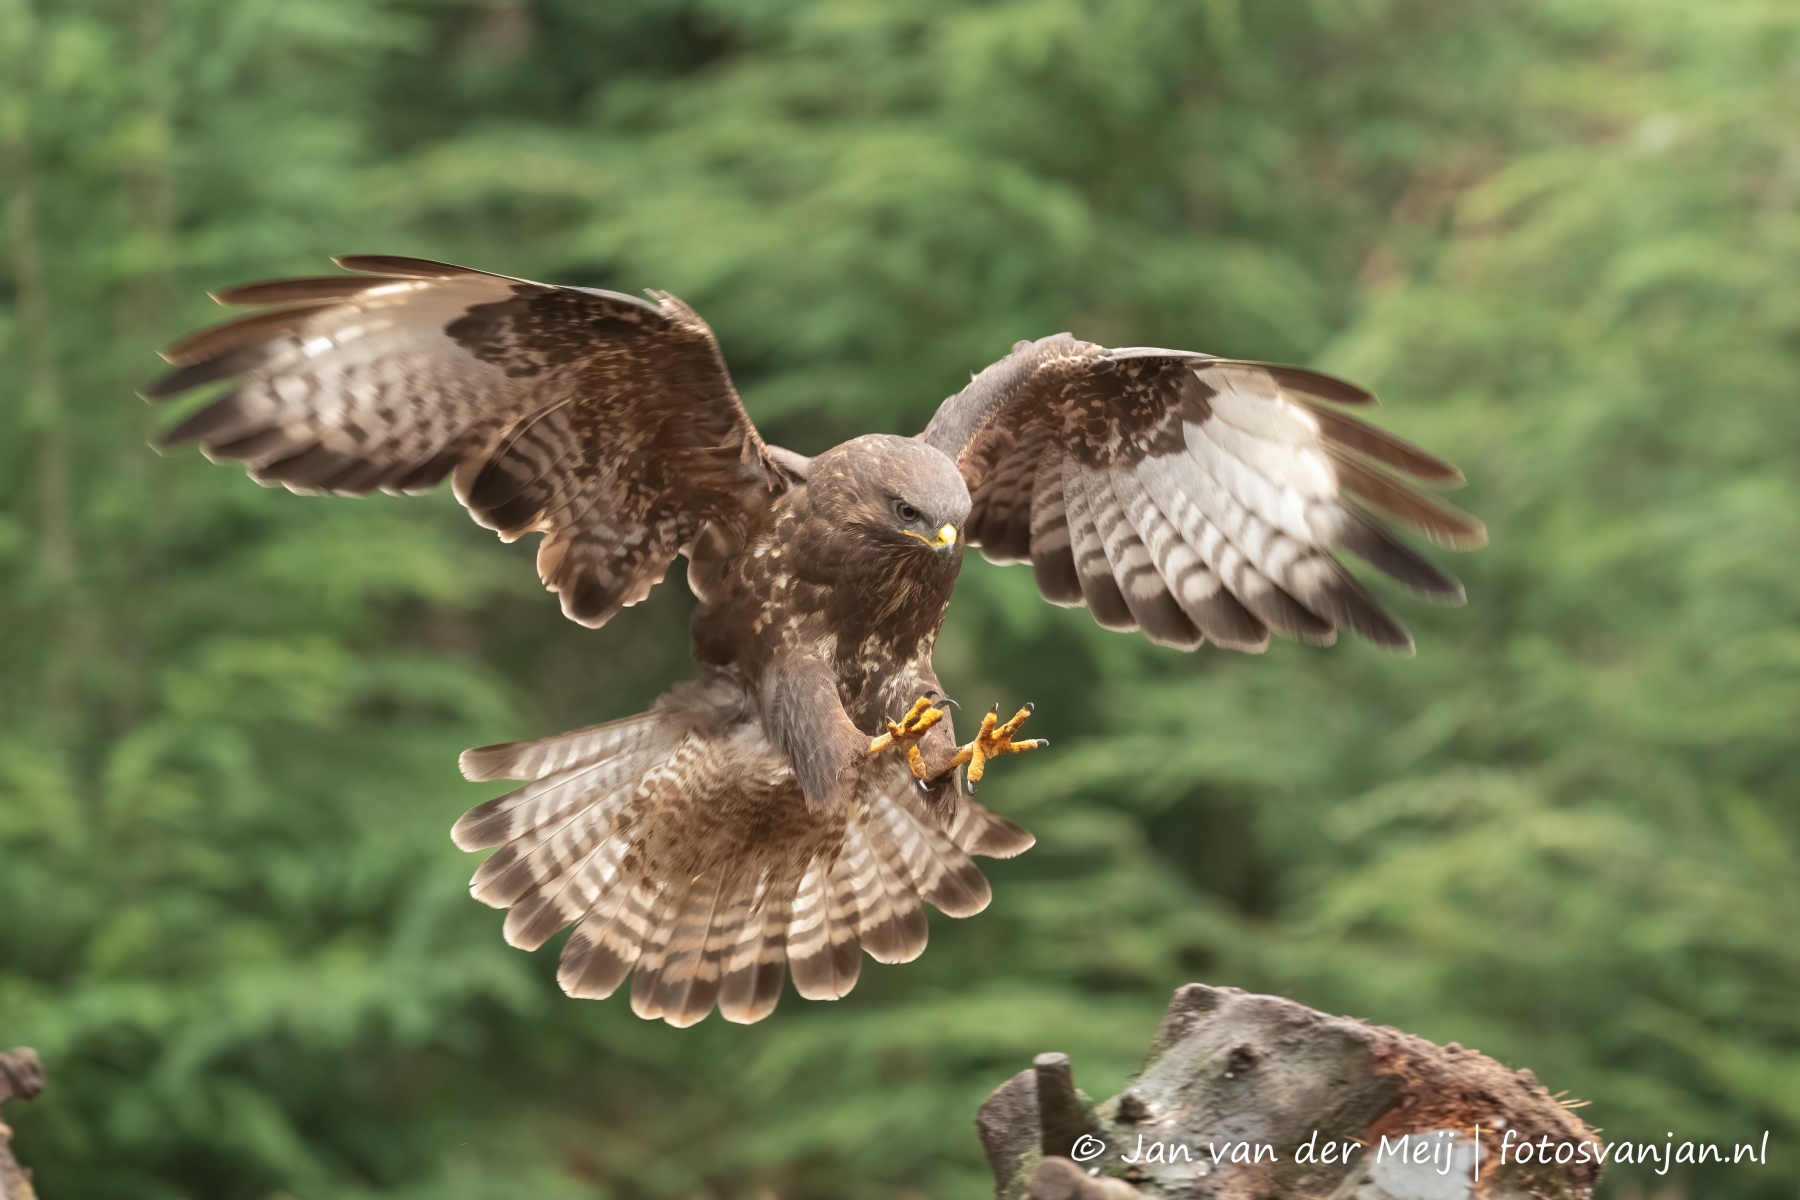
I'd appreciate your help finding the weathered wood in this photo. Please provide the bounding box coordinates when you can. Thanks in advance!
[0,1047,44,1200]
[1035,1052,1100,1159]
[978,985,1602,1200]
[1025,1157,1145,1199]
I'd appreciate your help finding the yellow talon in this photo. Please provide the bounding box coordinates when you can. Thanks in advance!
[868,694,952,780]
[943,702,1046,792]
[870,696,1045,789]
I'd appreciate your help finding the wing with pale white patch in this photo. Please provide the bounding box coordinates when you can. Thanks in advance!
[145,256,795,628]
[920,335,1481,653]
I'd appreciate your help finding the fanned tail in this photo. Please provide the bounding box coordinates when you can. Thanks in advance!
[451,681,1034,1026]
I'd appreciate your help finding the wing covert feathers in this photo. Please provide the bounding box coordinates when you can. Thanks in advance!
[453,683,1031,1027]
[150,257,794,630]
[922,335,1483,653]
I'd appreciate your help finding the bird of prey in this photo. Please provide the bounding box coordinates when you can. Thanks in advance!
[146,256,1481,1027]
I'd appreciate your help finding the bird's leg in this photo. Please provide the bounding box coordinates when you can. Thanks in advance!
[937,703,1047,794]
[868,694,955,781]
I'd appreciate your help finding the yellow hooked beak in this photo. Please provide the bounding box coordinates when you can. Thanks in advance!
[904,524,959,552]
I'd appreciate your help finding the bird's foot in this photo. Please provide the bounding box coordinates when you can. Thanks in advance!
[868,693,955,781]
[940,703,1047,793]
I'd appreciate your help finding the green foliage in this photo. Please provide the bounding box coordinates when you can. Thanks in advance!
[3,0,1797,1197]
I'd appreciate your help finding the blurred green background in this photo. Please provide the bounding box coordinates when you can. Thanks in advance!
[3,0,1798,1197]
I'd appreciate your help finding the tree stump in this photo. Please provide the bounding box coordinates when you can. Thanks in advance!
[977,984,1601,1200]
[0,1048,44,1200]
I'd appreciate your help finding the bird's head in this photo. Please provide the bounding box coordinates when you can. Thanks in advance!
[804,434,970,570]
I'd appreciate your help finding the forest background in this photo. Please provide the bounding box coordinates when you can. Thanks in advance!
[3,0,1798,1197]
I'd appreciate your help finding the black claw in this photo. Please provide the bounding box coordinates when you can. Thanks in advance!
[923,689,940,699]
[937,696,960,711]
[990,702,1001,715]
[1025,701,1035,713]
[1036,738,1050,748]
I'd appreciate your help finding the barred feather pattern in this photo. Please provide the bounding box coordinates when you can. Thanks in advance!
[451,677,1033,1027]
[147,256,797,629]
[920,336,1482,653]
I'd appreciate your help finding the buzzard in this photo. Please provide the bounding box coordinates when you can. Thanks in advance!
[146,256,1481,1027]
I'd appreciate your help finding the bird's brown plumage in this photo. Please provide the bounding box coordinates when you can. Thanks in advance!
[147,257,1479,1025]
[151,255,795,628]
[920,337,1481,653]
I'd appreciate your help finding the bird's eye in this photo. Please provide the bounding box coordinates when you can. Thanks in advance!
[896,502,920,523]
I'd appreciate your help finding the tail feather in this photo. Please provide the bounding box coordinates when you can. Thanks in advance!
[837,818,929,965]
[501,834,629,951]
[627,879,690,1019]
[558,880,658,1000]
[667,882,754,1028]
[866,782,993,918]
[455,750,649,855]
[453,685,1033,1026]
[717,885,792,1024]
[468,773,631,910]
[946,794,1037,859]
[633,872,737,1027]
[786,859,862,1001]
[459,710,671,783]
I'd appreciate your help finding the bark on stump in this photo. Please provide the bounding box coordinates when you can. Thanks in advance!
[977,984,1601,1200]
[0,1048,43,1200]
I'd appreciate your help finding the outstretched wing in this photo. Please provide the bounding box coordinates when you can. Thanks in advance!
[146,256,794,628]
[920,335,1483,653]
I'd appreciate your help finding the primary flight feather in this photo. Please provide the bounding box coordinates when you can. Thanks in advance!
[147,256,1481,1027]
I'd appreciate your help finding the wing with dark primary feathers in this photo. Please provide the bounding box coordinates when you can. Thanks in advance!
[920,335,1483,653]
[146,256,796,628]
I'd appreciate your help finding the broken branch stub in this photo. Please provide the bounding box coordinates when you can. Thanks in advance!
[976,984,1602,1200]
